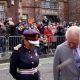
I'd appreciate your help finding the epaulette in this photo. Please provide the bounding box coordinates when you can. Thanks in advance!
[14,44,22,50]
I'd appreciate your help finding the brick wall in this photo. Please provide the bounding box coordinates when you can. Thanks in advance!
[22,0,35,7]
[58,0,68,22]
[68,0,80,23]
[7,0,19,23]
[22,0,41,22]
[68,0,77,22]
[63,2,68,21]
[5,0,80,23]
[22,0,35,19]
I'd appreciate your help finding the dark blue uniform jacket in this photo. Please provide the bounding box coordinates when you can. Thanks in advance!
[9,44,40,80]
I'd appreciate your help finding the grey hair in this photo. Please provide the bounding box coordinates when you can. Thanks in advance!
[65,26,80,40]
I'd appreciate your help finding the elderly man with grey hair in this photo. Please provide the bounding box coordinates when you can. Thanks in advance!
[53,26,80,80]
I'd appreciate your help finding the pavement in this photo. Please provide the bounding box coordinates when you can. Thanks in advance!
[0,45,55,80]
[0,49,55,63]
[0,57,53,80]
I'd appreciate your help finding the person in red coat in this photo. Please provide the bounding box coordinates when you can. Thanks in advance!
[44,25,53,50]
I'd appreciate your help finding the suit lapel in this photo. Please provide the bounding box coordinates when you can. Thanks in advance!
[69,48,80,71]
[65,41,79,71]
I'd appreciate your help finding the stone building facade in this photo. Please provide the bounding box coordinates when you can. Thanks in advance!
[0,0,80,23]
[58,0,80,23]
[21,0,40,22]
[40,0,59,22]
[58,0,68,22]
[0,0,59,23]
[0,0,19,23]
[21,0,59,23]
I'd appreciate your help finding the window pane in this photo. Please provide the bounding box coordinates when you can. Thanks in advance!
[0,4,4,11]
[46,0,50,1]
[50,2,58,9]
[0,4,5,21]
[41,1,50,8]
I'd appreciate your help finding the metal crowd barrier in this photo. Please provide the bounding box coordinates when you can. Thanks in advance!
[0,35,65,55]
[0,35,65,80]
[39,35,65,55]
[0,36,6,54]
[8,36,22,51]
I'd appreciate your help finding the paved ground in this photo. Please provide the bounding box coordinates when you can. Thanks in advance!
[0,57,53,80]
[0,49,54,63]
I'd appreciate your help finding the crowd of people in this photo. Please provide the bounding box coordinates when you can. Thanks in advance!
[0,16,79,54]
[0,16,80,80]
[9,24,80,80]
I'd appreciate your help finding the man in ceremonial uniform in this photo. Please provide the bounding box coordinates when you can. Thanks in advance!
[9,29,40,80]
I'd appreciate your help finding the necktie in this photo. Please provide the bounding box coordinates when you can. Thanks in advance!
[73,49,80,68]
[74,48,80,80]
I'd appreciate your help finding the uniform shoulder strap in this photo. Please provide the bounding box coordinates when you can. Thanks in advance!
[14,44,22,51]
